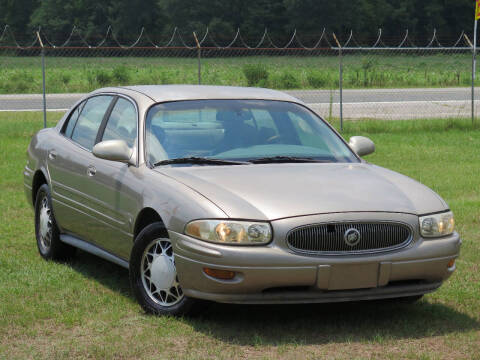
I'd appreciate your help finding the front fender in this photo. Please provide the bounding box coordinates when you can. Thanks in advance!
[138,167,228,235]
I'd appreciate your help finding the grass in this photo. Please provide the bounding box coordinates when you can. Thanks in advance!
[0,113,479,359]
[0,53,476,94]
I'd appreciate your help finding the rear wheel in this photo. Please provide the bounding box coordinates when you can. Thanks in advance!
[34,184,76,261]
[129,222,202,316]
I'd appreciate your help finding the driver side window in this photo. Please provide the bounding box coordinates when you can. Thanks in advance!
[102,98,137,148]
[70,95,114,151]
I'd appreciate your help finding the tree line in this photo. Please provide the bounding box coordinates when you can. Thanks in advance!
[0,0,475,45]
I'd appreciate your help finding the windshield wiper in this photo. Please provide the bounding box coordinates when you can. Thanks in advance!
[154,156,250,167]
[249,156,332,164]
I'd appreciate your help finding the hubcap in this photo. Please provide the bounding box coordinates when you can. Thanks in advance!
[38,196,53,252]
[141,238,184,307]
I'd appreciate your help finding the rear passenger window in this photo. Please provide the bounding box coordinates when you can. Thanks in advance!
[63,102,84,138]
[102,98,137,148]
[71,96,113,151]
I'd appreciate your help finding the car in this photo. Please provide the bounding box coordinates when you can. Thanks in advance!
[24,85,461,315]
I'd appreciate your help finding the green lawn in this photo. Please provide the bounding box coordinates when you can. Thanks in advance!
[0,113,479,359]
[0,53,475,94]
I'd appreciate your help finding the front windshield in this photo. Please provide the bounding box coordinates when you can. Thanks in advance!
[145,100,358,165]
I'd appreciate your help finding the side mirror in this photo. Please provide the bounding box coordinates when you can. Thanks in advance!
[349,136,375,157]
[93,140,133,163]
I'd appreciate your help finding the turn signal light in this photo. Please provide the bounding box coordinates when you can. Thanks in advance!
[447,259,456,268]
[203,267,236,280]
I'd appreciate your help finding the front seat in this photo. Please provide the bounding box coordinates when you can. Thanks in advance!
[214,110,258,154]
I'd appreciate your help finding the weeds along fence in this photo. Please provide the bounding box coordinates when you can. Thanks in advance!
[0,25,478,127]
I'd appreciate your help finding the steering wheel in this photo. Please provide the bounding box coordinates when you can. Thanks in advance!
[266,134,284,144]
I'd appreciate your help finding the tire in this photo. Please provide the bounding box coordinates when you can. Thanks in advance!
[34,183,76,261]
[129,222,202,316]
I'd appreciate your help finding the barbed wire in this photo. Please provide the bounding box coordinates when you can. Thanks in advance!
[0,25,475,50]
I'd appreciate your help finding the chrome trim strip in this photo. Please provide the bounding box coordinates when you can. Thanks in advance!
[52,198,133,238]
[51,180,127,227]
[175,253,317,271]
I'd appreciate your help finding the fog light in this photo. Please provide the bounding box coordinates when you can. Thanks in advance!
[447,259,455,268]
[203,267,236,280]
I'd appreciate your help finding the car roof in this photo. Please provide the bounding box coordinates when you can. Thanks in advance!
[92,85,302,104]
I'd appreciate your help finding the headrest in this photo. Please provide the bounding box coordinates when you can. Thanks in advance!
[216,109,252,123]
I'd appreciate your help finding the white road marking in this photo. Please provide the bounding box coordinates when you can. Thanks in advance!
[0,109,69,112]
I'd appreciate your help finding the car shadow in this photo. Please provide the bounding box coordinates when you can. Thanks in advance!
[68,251,479,346]
[68,250,131,295]
[187,300,479,346]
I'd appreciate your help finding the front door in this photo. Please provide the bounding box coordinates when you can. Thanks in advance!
[79,96,140,259]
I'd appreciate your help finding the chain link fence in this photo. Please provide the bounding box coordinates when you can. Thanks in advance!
[0,25,478,127]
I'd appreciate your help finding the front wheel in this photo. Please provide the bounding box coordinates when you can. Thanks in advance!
[129,222,201,316]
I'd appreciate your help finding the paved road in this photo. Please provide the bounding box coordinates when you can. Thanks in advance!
[288,88,476,103]
[0,88,478,119]
[0,93,80,112]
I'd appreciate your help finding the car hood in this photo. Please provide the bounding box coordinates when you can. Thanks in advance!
[155,163,448,220]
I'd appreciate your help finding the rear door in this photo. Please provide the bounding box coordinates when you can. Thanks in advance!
[48,95,115,245]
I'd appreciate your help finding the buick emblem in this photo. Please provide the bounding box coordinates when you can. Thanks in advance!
[344,228,361,247]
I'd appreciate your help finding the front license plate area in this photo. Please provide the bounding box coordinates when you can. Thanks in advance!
[327,263,379,290]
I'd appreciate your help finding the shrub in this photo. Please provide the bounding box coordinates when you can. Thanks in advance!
[61,73,71,85]
[307,71,329,88]
[158,71,172,84]
[5,72,34,93]
[277,72,300,89]
[242,64,269,86]
[256,78,269,88]
[112,65,130,83]
[95,70,113,86]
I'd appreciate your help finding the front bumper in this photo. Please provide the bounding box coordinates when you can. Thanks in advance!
[171,212,461,304]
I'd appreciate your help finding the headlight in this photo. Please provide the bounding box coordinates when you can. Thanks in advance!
[185,220,272,245]
[419,211,455,238]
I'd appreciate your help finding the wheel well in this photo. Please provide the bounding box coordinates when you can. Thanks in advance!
[32,171,48,206]
[133,208,165,241]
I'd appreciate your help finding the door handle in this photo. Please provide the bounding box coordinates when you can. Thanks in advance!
[87,165,96,177]
[48,150,57,160]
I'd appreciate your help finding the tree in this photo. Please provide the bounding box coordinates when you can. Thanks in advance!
[0,0,473,44]
[108,0,167,42]
[0,0,39,41]
[29,0,110,42]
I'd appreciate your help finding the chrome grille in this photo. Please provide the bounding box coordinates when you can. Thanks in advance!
[287,222,412,255]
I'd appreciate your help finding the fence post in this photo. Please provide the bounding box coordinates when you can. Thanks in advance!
[333,33,343,131]
[473,23,477,126]
[193,32,201,85]
[465,32,476,125]
[36,31,47,128]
